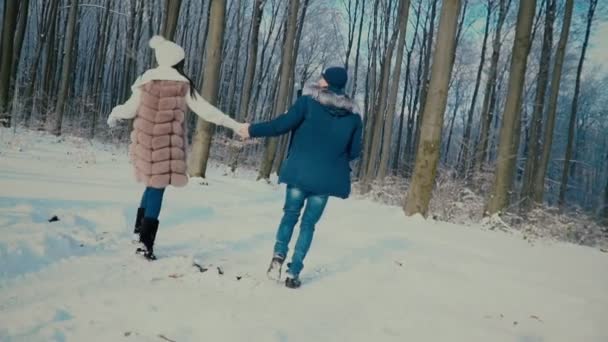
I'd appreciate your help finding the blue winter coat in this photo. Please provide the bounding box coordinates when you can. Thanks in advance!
[249,85,363,199]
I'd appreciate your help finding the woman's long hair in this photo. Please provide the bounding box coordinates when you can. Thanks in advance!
[172,60,197,98]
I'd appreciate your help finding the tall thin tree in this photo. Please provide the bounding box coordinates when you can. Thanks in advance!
[521,0,555,209]
[532,0,574,203]
[558,0,597,206]
[404,0,461,217]
[485,0,537,215]
[0,0,19,126]
[49,0,80,136]
[189,0,226,178]
[257,0,300,181]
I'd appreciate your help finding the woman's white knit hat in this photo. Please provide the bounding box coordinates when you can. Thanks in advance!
[149,35,185,67]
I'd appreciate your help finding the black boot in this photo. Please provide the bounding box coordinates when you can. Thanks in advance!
[134,208,145,234]
[285,270,301,289]
[138,218,159,260]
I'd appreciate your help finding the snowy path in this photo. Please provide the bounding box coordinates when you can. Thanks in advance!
[1,129,607,342]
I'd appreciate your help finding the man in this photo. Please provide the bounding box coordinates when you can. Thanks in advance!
[240,66,362,288]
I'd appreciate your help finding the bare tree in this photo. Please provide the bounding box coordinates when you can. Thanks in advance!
[521,0,556,209]
[377,0,411,180]
[475,0,510,171]
[0,0,19,126]
[532,0,574,203]
[257,0,300,180]
[404,0,461,217]
[189,0,226,178]
[558,0,598,207]
[485,0,537,216]
[49,0,80,136]
[162,0,182,40]
[457,0,491,179]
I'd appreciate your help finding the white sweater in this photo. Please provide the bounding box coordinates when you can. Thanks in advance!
[108,66,242,132]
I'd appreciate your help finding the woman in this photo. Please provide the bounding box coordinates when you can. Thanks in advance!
[240,66,363,288]
[107,36,246,260]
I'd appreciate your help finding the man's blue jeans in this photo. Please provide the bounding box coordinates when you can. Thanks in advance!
[140,187,165,220]
[274,186,328,277]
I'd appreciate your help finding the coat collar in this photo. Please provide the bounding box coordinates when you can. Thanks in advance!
[302,84,360,115]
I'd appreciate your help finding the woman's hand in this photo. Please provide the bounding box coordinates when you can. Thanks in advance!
[107,116,119,128]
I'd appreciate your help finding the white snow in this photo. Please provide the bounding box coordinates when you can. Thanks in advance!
[1,128,607,342]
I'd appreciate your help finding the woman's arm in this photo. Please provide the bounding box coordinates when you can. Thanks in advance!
[248,97,307,138]
[186,91,242,131]
[107,78,142,126]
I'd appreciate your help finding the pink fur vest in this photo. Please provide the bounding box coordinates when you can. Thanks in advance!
[129,80,189,188]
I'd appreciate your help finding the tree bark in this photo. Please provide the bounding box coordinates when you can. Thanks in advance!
[189,0,226,178]
[558,0,597,207]
[162,0,182,40]
[23,0,59,127]
[532,0,574,204]
[377,0,410,180]
[410,0,438,166]
[49,0,79,136]
[257,0,300,181]
[393,0,422,172]
[90,0,113,138]
[10,0,30,97]
[485,0,536,216]
[404,0,461,217]
[475,0,509,171]
[0,0,19,126]
[520,0,555,209]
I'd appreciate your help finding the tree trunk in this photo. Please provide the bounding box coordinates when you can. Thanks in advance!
[393,0,422,172]
[558,0,597,207]
[457,1,491,179]
[227,0,265,173]
[90,0,113,138]
[0,0,19,126]
[257,0,300,181]
[485,0,536,216]
[364,25,399,182]
[403,0,461,217]
[162,0,182,40]
[475,0,509,171]
[443,79,461,164]
[23,0,59,127]
[239,0,265,120]
[10,0,30,97]
[520,0,555,209]
[344,0,361,70]
[377,0,411,180]
[411,0,438,165]
[350,0,367,98]
[49,0,79,136]
[189,0,225,178]
[532,0,573,204]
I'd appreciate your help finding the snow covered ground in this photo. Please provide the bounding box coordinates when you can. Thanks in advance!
[1,128,607,342]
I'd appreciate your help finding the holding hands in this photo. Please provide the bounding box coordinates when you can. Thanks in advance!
[237,123,251,139]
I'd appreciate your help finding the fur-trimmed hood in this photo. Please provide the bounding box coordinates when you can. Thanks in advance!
[302,84,360,117]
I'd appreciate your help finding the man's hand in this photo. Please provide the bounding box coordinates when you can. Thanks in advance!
[237,123,251,139]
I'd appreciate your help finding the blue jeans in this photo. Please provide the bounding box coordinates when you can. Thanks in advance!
[274,186,328,277]
[140,187,165,220]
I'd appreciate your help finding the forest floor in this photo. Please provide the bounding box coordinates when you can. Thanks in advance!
[1,128,607,342]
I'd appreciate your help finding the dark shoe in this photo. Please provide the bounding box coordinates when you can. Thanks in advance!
[134,208,145,234]
[285,272,301,289]
[138,218,159,260]
[267,254,285,281]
